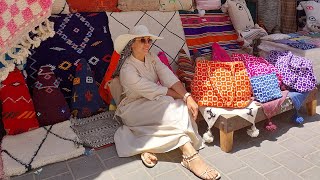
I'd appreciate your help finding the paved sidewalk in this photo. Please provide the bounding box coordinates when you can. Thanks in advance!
[12,96,320,180]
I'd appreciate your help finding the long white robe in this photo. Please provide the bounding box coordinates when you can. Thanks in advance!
[114,53,203,157]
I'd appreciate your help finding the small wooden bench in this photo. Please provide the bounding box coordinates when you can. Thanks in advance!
[200,88,318,153]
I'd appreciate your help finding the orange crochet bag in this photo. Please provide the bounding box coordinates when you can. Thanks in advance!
[191,60,252,108]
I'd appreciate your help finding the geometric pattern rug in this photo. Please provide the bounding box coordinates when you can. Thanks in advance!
[106,11,190,71]
[71,111,122,148]
[179,10,240,58]
[25,12,114,104]
[1,120,85,177]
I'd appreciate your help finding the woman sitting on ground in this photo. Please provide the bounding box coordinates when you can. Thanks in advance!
[111,25,221,180]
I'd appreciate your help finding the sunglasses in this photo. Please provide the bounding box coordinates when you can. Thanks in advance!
[136,38,153,44]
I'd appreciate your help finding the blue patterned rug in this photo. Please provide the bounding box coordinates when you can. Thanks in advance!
[25,12,113,104]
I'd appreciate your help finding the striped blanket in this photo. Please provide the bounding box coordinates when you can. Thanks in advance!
[179,11,239,58]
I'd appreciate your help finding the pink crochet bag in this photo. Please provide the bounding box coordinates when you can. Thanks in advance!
[231,53,282,86]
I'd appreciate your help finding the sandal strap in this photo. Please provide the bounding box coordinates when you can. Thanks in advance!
[182,151,199,161]
[200,168,219,179]
[182,152,200,169]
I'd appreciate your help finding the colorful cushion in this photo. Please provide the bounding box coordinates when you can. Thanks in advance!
[179,11,240,58]
[211,43,231,62]
[298,1,320,32]
[266,50,317,92]
[0,68,39,135]
[250,73,282,103]
[231,53,282,86]
[99,51,121,104]
[159,0,194,11]
[196,0,221,10]
[118,0,159,11]
[25,12,114,104]
[221,0,254,33]
[67,0,120,12]
[71,58,107,119]
[176,49,194,92]
[33,65,71,127]
[52,0,70,14]
[158,51,174,72]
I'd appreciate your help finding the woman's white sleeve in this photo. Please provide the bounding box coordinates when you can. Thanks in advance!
[120,65,168,100]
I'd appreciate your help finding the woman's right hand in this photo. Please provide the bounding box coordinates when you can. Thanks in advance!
[186,96,198,121]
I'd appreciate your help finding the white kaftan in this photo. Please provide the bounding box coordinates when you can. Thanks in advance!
[114,53,203,157]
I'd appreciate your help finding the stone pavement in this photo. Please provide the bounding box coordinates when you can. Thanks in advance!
[12,96,320,180]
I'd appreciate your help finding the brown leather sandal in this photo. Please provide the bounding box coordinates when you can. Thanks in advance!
[181,152,221,180]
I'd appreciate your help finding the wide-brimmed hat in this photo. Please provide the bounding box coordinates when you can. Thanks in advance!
[114,25,163,53]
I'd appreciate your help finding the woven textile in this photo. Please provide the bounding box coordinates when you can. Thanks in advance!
[179,11,239,58]
[0,0,54,82]
[159,0,194,11]
[33,65,71,127]
[257,0,281,33]
[231,53,282,86]
[1,120,85,177]
[0,68,39,135]
[280,0,298,33]
[67,0,120,12]
[52,0,70,14]
[266,50,317,92]
[71,59,107,118]
[25,12,114,103]
[118,0,160,11]
[199,101,260,139]
[106,11,189,71]
[71,111,122,148]
[250,73,283,103]
[176,49,194,92]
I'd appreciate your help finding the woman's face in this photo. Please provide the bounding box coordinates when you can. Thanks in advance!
[131,36,153,57]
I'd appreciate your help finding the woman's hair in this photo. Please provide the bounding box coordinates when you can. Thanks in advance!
[112,39,135,78]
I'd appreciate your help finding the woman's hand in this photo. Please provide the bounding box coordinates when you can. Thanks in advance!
[186,96,198,121]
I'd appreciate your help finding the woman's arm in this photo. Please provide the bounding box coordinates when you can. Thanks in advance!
[167,81,198,121]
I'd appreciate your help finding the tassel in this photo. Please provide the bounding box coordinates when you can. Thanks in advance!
[264,118,277,131]
[297,4,303,11]
[292,112,304,124]
[26,34,41,49]
[247,125,259,137]
[0,55,15,81]
[21,37,32,49]
[203,129,214,143]
[45,19,55,38]
[221,3,228,13]
[7,45,31,65]
[198,9,206,17]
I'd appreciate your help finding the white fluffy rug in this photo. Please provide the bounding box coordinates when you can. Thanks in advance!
[1,120,85,177]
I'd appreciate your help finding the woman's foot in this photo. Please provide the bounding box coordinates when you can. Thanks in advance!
[141,152,158,168]
[181,152,220,180]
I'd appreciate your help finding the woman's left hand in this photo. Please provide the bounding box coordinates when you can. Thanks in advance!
[186,96,198,121]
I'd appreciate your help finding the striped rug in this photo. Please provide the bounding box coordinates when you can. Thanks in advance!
[179,11,240,58]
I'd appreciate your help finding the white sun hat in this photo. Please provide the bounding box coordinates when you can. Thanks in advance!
[114,25,163,54]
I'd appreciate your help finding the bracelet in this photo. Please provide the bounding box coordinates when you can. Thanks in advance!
[183,92,191,102]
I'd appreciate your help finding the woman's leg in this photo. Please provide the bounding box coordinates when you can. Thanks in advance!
[180,142,220,180]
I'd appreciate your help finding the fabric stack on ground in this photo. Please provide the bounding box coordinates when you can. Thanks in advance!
[25,12,114,103]
[1,120,85,177]
[71,111,122,148]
